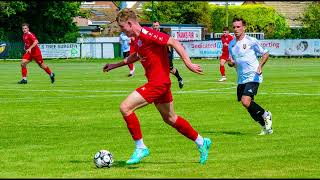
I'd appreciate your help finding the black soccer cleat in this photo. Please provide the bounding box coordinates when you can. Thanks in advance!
[178,79,184,89]
[18,79,27,84]
[50,73,55,84]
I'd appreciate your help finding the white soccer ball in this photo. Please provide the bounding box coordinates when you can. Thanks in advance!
[93,150,114,168]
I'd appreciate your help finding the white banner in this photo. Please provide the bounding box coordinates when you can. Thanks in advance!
[39,43,80,58]
[171,30,202,41]
[174,39,320,58]
[173,40,222,58]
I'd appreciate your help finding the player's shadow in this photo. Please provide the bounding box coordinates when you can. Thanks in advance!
[112,160,140,169]
[201,130,245,136]
[143,161,198,165]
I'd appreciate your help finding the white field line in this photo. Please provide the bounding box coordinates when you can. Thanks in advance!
[0,87,319,97]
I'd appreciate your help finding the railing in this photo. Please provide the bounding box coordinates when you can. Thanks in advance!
[214,32,265,40]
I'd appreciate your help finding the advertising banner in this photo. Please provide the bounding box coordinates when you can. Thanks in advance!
[174,39,320,58]
[0,42,9,59]
[39,43,80,58]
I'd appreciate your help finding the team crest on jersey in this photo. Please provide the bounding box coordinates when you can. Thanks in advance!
[243,44,247,49]
[137,40,142,47]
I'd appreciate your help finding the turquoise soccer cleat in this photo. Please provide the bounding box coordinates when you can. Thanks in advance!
[126,147,150,165]
[198,138,212,164]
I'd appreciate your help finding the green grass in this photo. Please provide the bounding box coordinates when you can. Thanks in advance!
[0,57,319,178]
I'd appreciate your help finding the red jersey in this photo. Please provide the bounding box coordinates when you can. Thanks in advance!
[23,32,41,56]
[134,27,171,84]
[221,34,234,53]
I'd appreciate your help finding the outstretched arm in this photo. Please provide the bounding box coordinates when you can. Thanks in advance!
[103,52,140,72]
[167,37,203,75]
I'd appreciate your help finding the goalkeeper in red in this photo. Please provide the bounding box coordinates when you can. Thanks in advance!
[103,8,212,165]
[18,23,55,84]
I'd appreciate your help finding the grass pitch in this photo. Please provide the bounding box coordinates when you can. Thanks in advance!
[0,57,319,178]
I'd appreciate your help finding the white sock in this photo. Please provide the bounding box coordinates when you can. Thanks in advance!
[262,111,269,119]
[135,138,147,149]
[195,134,204,148]
[23,77,27,80]
[130,70,134,74]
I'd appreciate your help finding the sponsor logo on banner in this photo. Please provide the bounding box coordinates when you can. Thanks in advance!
[39,43,80,58]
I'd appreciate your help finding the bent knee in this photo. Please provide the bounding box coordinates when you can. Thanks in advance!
[119,102,132,116]
[21,61,27,67]
[162,114,177,126]
[241,99,251,108]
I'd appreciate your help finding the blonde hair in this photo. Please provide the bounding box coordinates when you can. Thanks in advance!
[22,23,29,27]
[116,8,137,23]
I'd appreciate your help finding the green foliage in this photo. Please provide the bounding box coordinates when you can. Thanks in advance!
[301,2,320,38]
[0,1,28,18]
[0,1,28,41]
[210,4,291,39]
[142,1,212,31]
[1,1,83,43]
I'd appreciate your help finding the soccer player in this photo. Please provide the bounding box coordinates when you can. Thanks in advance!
[18,23,55,84]
[228,17,273,135]
[119,32,135,77]
[218,27,233,82]
[152,20,184,89]
[103,8,212,165]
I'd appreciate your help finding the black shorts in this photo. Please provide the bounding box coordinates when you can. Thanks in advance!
[237,82,260,101]
[123,51,130,58]
[169,57,174,70]
[168,47,174,70]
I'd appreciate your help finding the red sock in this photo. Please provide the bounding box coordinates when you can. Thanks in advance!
[171,116,198,141]
[220,65,225,76]
[123,112,142,140]
[44,67,52,75]
[128,63,134,71]
[22,67,27,78]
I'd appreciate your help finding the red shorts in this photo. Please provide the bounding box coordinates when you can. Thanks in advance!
[136,82,173,104]
[220,52,229,61]
[22,53,43,64]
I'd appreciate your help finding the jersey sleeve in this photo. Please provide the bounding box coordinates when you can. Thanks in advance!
[120,34,129,41]
[28,33,38,42]
[140,27,170,46]
[252,38,268,55]
[228,40,235,58]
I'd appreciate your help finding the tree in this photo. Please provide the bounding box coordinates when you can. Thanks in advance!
[0,1,28,41]
[210,4,291,39]
[142,1,212,31]
[301,2,320,38]
[2,1,83,43]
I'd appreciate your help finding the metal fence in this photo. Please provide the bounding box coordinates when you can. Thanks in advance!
[214,32,265,40]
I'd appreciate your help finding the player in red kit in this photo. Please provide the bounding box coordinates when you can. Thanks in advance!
[218,27,233,82]
[103,8,212,165]
[18,23,55,84]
